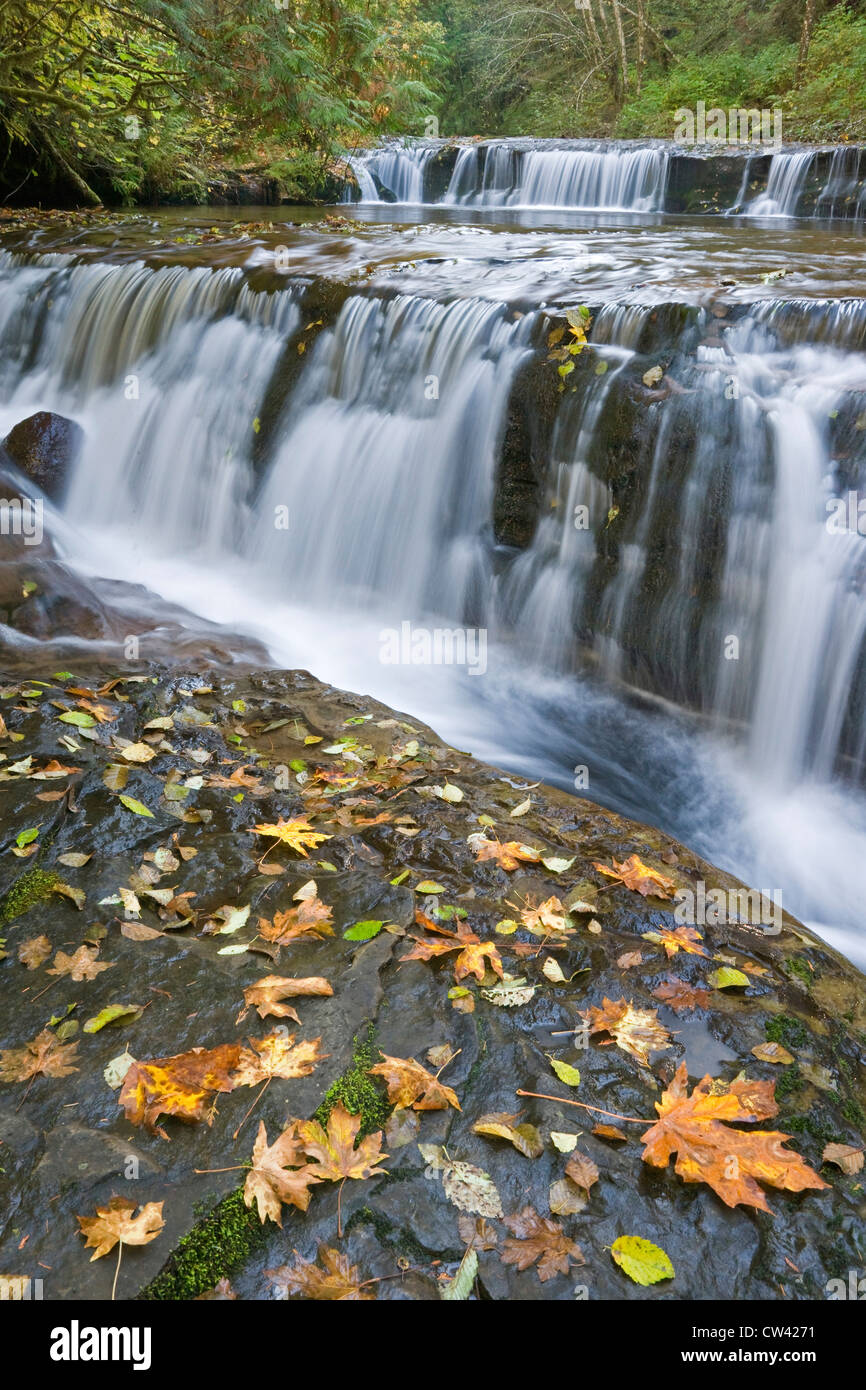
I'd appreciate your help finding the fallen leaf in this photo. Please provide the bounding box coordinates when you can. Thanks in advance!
[258,896,334,943]
[751,1042,794,1065]
[47,945,114,982]
[251,818,331,856]
[297,1103,388,1182]
[565,1151,599,1194]
[593,1124,628,1141]
[266,1245,372,1300]
[581,997,672,1066]
[708,966,751,989]
[644,925,709,958]
[616,951,644,969]
[235,1033,325,1086]
[548,1057,581,1087]
[593,855,677,898]
[420,1144,503,1218]
[473,1112,543,1158]
[549,1177,587,1215]
[822,1143,864,1175]
[17,935,52,969]
[118,1043,241,1136]
[368,1053,460,1111]
[550,1131,579,1154]
[83,1004,144,1034]
[77,1197,164,1260]
[468,833,542,871]
[441,1246,478,1300]
[652,976,712,1013]
[520,896,574,937]
[0,1028,79,1083]
[244,1120,321,1224]
[501,1207,584,1282]
[457,1214,499,1250]
[641,1062,829,1211]
[611,1234,674,1285]
[238,975,332,1024]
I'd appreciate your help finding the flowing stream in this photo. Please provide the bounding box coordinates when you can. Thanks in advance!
[2,191,866,965]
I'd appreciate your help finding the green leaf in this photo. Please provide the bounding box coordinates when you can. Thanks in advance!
[15,827,39,849]
[441,1247,478,1301]
[611,1235,674,1285]
[119,795,154,818]
[416,880,445,894]
[84,1004,143,1034]
[708,966,750,989]
[232,699,246,712]
[52,672,74,681]
[548,1056,581,1087]
[344,919,383,941]
[58,711,96,727]
[390,869,410,886]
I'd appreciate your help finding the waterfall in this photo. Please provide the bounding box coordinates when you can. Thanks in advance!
[3,250,866,960]
[348,139,669,210]
[746,150,815,215]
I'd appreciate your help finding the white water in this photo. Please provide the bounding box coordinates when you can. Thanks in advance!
[2,249,866,965]
[349,140,669,210]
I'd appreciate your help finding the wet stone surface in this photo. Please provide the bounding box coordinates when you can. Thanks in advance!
[0,664,864,1301]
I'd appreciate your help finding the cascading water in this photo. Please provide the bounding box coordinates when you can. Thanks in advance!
[3,245,866,963]
[347,139,669,210]
[746,150,815,215]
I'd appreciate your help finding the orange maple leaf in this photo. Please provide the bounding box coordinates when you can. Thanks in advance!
[258,896,334,944]
[77,1196,164,1260]
[645,925,709,958]
[640,1062,829,1212]
[468,834,543,871]
[251,818,331,856]
[593,854,677,898]
[580,996,672,1066]
[368,1053,460,1111]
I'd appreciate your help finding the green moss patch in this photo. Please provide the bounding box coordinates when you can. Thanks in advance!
[312,1022,391,1137]
[140,1188,265,1302]
[0,867,60,923]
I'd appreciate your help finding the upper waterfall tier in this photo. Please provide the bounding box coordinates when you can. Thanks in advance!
[343,138,866,219]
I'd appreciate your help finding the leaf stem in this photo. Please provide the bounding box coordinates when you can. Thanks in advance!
[515,1089,650,1123]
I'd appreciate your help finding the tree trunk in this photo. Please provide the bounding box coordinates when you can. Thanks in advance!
[612,0,629,96]
[796,0,818,79]
[636,0,645,94]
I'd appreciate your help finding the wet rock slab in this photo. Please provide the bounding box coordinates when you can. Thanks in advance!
[0,664,864,1302]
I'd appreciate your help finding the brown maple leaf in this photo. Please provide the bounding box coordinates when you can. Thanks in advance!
[500,1206,584,1281]
[235,1033,325,1087]
[258,896,334,944]
[652,976,712,1013]
[237,975,333,1025]
[469,834,543,871]
[581,996,672,1066]
[473,1112,543,1158]
[266,1245,374,1300]
[251,818,331,856]
[118,1042,241,1136]
[47,945,114,981]
[0,1028,79,1083]
[297,1102,389,1182]
[77,1196,164,1260]
[593,854,677,898]
[457,1214,499,1251]
[640,1062,829,1212]
[243,1120,322,1224]
[18,935,52,969]
[368,1053,460,1111]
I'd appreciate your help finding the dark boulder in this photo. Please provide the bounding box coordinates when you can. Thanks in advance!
[2,411,84,501]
